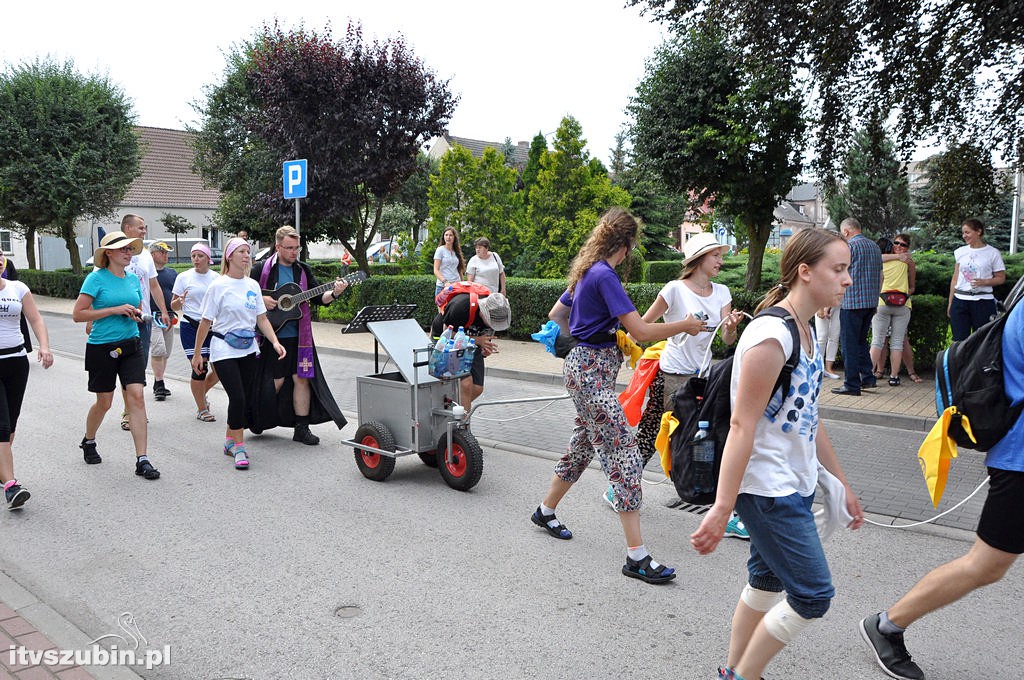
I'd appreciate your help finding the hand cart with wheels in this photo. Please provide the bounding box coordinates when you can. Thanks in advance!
[340,305,484,491]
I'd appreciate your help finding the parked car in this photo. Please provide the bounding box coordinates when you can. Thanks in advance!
[366,239,396,262]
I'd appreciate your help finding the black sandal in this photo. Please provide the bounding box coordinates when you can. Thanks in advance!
[622,554,676,584]
[888,375,900,386]
[135,458,161,480]
[531,507,572,540]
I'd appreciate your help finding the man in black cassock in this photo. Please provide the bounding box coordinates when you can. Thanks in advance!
[249,226,348,444]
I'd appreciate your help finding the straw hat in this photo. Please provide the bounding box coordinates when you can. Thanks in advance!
[93,231,143,268]
[682,233,729,266]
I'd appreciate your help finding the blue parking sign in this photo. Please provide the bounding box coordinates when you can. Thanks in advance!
[283,159,308,199]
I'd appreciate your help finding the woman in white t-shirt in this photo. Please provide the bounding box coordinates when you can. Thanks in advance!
[192,238,285,470]
[465,237,506,294]
[630,233,745,536]
[634,234,742,466]
[432,227,465,297]
[690,228,864,680]
[171,242,221,422]
[0,270,53,510]
[948,218,1006,342]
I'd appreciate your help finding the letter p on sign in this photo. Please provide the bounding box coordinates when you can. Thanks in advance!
[283,159,308,199]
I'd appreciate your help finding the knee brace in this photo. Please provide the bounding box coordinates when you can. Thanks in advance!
[740,584,781,612]
[762,600,814,645]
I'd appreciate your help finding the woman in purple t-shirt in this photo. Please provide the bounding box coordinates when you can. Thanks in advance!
[530,207,701,585]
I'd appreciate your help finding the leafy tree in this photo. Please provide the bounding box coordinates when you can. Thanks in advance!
[913,141,1006,251]
[628,0,1024,179]
[0,59,139,272]
[824,117,916,237]
[614,161,687,260]
[389,152,436,243]
[523,116,632,278]
[190,47,280,245]
[630,28,805,290]
[378,203,416,240]
[158,212,196,261]
[520,133,547,194]
[193,22,456,270]
[609,130,629,179]
[424,144,475,266]
[424,145,523,271]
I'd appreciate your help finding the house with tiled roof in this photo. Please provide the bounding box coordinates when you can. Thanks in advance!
[16,126,223,270]
[427,134,531,168]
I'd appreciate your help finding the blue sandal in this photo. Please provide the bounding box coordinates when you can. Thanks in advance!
[622,555,676,584]
[531,507,572,540]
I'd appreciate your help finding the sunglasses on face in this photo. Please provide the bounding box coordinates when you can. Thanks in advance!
[894,241,909,248]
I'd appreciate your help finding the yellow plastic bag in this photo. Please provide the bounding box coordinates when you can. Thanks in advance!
[917,406,974,507]
[655,410,678,477]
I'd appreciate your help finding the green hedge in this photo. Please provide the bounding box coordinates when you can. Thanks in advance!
[647,260,683,284]
[24,256,1018,372]
[18,270,87,298]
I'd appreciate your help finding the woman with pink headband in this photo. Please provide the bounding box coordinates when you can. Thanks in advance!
[191,238,285,469]
[171,242,221,421]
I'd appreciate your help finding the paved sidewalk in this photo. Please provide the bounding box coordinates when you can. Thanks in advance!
[31,295,938,432]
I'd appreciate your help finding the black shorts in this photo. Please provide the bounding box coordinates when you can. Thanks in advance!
[977,467,1024,554]
[271,336,300,379]
[468,348,485,387]
[84,338,146,393]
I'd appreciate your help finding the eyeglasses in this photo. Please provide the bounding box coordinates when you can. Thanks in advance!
[893,241,909,248]
[115,246,135,253]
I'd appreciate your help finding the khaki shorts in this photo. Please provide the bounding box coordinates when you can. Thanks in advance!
[150,324,175,358]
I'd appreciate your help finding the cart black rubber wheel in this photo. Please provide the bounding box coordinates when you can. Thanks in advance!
[436,429,483,491]
[418,451,439,468]
[353,421,396,482]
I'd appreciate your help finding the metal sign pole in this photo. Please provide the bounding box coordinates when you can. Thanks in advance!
[1010,168,1021,255]
[295,198,301,239]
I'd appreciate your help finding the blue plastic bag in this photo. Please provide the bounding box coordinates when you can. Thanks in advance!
[531,320,561,356]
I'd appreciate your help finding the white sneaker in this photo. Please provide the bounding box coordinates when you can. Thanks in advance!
[824,370,840,380]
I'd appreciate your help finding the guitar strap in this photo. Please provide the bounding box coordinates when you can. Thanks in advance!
[259,254,316,379]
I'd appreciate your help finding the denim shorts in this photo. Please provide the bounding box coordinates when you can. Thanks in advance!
[735,492,835,619]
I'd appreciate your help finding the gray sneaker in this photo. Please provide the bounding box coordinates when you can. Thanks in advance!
[4,483,29,510]
[859,613,924,680]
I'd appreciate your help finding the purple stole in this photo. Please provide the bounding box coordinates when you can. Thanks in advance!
[259,255,315,379]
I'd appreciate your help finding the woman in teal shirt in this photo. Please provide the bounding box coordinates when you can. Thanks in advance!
[72,231,160,480]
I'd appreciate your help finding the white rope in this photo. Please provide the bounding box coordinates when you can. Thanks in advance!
[863,476,990,529]
[470,399,567,422]
[697,311,754,378]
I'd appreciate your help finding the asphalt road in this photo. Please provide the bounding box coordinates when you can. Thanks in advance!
[0,313,1015,679]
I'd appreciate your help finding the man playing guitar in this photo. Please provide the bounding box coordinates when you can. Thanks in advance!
[250,225,348,445]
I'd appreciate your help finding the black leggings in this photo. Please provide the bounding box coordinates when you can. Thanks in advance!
[212,354,257,430]
[0,356,29,443]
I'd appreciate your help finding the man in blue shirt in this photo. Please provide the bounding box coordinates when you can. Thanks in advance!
[859,299,1024,680]
[834,218,882,396]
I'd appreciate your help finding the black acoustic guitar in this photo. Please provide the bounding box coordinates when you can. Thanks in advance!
[264,270,366,331]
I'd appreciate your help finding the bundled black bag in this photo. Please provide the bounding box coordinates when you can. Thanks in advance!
[934,277,1024,451]
[669,307,802,505]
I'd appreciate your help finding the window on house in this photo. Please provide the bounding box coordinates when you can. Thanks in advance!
[0,231,10,253]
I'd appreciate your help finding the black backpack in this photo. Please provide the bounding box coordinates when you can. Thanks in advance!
[669,307,802,505]
[934,277,1024,451]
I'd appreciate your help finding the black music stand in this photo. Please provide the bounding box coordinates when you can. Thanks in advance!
[344,304,418,373]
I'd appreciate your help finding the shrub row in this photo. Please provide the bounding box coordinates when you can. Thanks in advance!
[22,256,1017,373]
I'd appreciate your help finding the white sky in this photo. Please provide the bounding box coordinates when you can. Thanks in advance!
[1,0,666,166]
